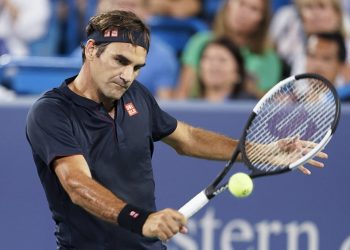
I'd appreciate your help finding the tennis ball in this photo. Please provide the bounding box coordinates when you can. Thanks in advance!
[228,173,253,198]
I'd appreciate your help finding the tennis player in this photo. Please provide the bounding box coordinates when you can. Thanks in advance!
[26,10,325,250]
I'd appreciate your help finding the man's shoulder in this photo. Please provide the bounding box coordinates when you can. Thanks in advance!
[127,81,159,107]
[128,80,153,97]
[29,88,71,118]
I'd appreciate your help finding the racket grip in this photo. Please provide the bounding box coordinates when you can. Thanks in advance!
[178,190,209,218]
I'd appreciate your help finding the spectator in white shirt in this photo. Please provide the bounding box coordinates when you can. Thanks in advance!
[0,0,50,56]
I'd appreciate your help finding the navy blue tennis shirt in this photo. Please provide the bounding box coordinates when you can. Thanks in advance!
[26,76,177,250]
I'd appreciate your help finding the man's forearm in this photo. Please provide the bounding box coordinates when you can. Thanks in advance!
[165,122,239,161]
[185,126,239,160]
[65,172,126,224]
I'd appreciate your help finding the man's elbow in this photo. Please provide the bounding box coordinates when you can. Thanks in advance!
[172,143,191,156]
[61,176,85,205]
[174,147,186,156]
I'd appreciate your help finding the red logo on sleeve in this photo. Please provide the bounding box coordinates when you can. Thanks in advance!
[124,102,138,116]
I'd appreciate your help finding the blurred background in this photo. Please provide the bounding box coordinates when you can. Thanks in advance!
[0,0,350,249]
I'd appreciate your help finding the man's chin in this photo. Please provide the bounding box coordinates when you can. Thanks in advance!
[108,90,126,101]
[101,85,128,101]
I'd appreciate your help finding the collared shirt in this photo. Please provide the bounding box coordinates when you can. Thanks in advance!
[26,76,177,250]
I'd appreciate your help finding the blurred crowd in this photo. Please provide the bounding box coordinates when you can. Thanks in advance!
[1,0,350,102]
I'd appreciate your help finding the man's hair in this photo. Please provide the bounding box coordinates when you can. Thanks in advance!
[308,32,347,63]
[81,10,150,62]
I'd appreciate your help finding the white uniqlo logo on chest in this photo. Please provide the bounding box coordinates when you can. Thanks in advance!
[124,102,138,116]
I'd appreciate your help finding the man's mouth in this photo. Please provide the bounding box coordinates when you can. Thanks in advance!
[113,81,128,89]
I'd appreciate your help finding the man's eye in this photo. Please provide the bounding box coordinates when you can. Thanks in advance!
[115,58,128,65]
[116,59,126,65]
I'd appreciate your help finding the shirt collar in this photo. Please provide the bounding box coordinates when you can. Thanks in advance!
[58,75,117,109]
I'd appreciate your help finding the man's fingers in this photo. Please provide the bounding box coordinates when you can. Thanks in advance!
[180,226,188,234]
[142,209,187,241]
[158,232,169,242]
[161,222,178,239]
[316,151,328,159]
[173,210,187,227]
[162,210,187,239]
[299,141,328,159]
[301,148,328,159]
[298,165,311,175]
[164,213,184,235]
[307,159,324,168]
[298,158,325,175]
[301,140,317,148]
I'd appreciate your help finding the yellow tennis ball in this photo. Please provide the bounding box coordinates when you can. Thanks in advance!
[228,173,253,198]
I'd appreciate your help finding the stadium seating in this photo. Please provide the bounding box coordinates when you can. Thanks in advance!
[0,56,81,95]
[148,16,208,55]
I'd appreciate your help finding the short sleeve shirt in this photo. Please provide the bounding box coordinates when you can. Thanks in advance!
[26,76,177,250]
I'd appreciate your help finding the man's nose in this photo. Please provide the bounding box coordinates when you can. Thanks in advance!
[120,66,133,83]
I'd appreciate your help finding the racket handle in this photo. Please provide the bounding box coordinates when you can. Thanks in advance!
[178,190,209,218]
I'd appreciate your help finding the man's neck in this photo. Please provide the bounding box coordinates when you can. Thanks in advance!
[69,67,115,112]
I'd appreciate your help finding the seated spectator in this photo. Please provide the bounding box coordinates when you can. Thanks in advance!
[174,0,284,99]
[270,0,350,70]
[56,0,97,55]
[342,0,350,16]
[87,0,179,99]
[148,0,202,19]
[200,0,225,25]
[0,0,51,56]
[271,0,291,13]
[305,32,350,101]
[196,37,256,102]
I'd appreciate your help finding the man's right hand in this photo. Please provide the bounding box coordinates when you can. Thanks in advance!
[142,208,188,241]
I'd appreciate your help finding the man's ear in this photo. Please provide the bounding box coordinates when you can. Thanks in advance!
[85,40,95,60]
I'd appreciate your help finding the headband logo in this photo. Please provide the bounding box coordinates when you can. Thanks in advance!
[88,28,148,51]
[104,29,118,38]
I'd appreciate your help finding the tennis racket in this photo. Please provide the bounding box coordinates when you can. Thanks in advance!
[179,73,341,218]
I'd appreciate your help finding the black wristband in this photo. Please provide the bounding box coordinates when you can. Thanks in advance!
[117,204,153,235]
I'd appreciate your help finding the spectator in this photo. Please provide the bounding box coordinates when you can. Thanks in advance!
[148,0,202,19]
[342,0,350,16]
[80,0,179,99]
[0,0,51,56]
[197,37,255,102]
[305,32,350,101]
[270,0,350,69]
[200,0,225,25]
[174,0,284,99]
[271,0,291,13]
[56,0,97,55]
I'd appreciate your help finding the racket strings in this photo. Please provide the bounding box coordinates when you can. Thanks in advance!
[274,86,335,141]
[250,82,334,170]
[257,79,335,136]
[253,98,331,145]
[247,86,335,170]
[244,78,337,172]
[292,80,336,141]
